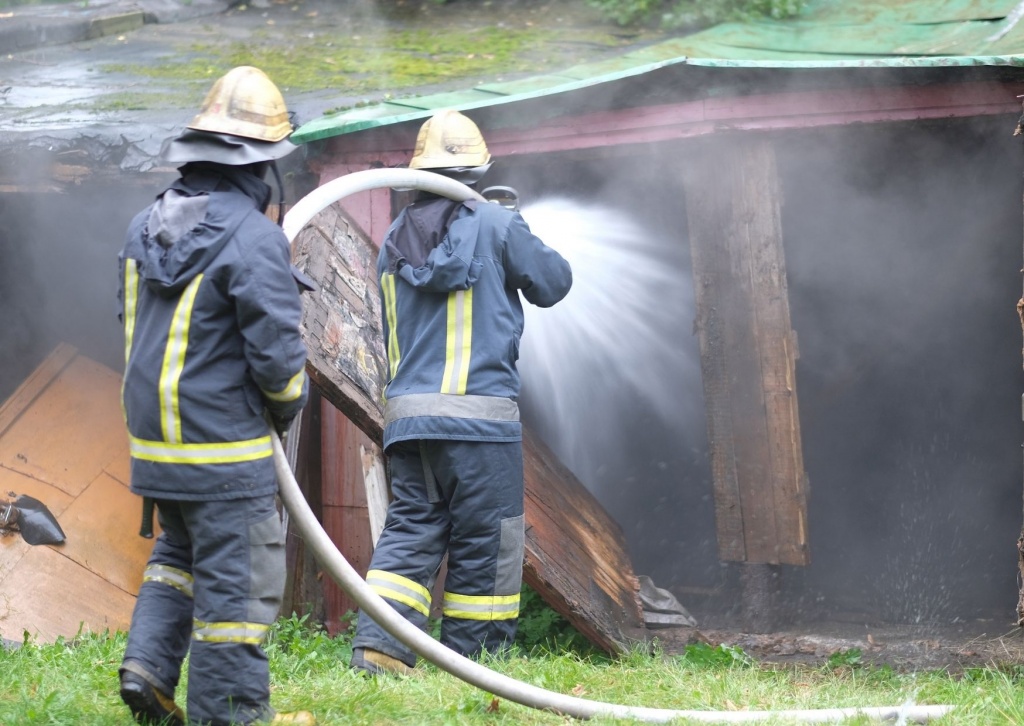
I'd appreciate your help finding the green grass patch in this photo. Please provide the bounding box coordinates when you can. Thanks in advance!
[102,24,631,98]
[5,620,1024,724]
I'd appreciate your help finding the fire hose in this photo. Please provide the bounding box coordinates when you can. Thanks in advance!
[277,168,953,724]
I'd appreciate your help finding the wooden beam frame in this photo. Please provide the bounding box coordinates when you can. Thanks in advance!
[683,136,808,566]
[312,80,1024,171]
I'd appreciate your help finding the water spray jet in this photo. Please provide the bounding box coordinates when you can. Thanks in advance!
[279,167,954,723]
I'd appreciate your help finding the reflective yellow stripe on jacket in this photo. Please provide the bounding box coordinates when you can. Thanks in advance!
[441,288,472,394]
[366,569,431,617]
[442,591,520,621]
[381,272,401,382]
[261,368,306,403]
[381,273,474,396]
[160,274,203,444]
[123,260,140,366]
[122,267,273,466]
[121,260,140,421]
[129,435,273,464]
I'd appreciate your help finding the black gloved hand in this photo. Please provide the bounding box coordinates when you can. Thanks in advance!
[269,413,294,442]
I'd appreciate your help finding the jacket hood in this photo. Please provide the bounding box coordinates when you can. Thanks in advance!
[136,164,272,296]
[383,197,480,293]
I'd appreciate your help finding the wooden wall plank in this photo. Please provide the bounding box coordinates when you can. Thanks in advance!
[685,152,748,562]
[321,402,374,625]
[684,136,809,566]
[0,342,77,439]
[321,503,373,632]
[0,356,125,497]
[283,389,328,627]
[522,428,645,652]
[361,444,389,545]
[0,545,136,642]
[0,348,153,643]
[56,472,150,593]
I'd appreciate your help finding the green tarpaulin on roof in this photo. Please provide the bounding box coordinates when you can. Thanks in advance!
[293,0,1024,143]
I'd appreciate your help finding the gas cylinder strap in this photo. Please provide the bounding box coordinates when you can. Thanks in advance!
[442,592,520,621]
[192,620,270,645]
[366,570,431,617]
[143,564,194,599]
[384,393,518,426]
[129,435,273,464]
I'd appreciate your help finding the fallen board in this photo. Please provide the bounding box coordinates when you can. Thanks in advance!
[291,202,645,653]
[0,343,154,642]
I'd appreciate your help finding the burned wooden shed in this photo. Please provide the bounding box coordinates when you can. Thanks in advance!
[289,0,1024,632]
[4,0,1024,650]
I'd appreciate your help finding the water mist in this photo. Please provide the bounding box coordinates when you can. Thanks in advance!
[517,197,705,521]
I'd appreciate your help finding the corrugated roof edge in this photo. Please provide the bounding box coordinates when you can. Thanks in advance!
[291,53,1024,144]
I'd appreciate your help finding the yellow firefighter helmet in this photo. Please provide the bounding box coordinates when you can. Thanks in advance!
[409,110,492,170]
[188,66,292,142]
[162,66,297,165]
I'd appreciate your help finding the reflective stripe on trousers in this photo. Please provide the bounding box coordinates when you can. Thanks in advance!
[121,495,285,725]
[351,439,525,666]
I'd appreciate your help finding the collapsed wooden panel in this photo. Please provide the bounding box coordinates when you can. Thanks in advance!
[291,203,645,652]
[522,427,645,650]
[683,137,809,566]
[0,344,153,642]
[292,204,388,442]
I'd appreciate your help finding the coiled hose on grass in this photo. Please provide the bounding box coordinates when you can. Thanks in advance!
[278,168,953,724]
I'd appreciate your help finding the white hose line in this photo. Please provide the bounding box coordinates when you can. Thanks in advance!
[282,168,486,244]
[278,169,954,723]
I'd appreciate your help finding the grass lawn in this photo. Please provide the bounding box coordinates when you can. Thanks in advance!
[3,613,1024,725]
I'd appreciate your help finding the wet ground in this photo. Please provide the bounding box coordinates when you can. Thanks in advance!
[699,620,1024,672]
[0,0,662,166]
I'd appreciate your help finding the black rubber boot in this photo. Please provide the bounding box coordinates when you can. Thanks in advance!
[119,671,185,725]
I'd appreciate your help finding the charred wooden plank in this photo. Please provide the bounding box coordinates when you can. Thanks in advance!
[291,202,645,652]
[522,426,645,652]
[683,136,809,567]
[292,204,387,443]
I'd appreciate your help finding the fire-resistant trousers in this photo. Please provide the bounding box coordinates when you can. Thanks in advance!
[120,494,286,726]
[352,439,525,667]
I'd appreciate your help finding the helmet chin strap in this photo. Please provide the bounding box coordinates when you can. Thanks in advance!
[270,160,286,227]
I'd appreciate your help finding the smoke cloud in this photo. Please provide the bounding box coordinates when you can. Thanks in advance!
[0,173,167,402]
[507,113,1024,627]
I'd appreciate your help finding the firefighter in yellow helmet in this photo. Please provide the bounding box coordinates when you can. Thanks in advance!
[117,67,315,726]
[349,110,572,675]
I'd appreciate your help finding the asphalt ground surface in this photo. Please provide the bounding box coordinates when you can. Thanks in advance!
[0,0,657,166]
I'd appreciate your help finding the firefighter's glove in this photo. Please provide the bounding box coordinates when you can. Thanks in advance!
[269,413,295,445]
